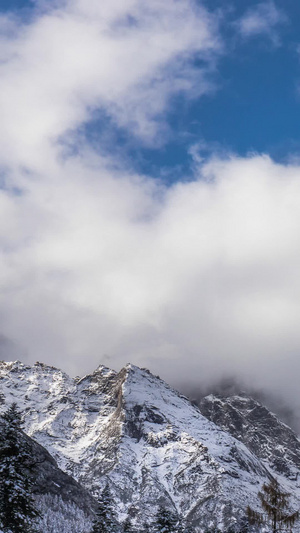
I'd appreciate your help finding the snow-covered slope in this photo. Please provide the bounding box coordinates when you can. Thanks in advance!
[0,361,299,531]
[199,392,300,481]
[0,412,95,532]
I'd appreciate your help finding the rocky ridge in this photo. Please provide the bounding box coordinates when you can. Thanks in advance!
[199,392,300,481]
[0,360,300,531]
[0,412,95,532]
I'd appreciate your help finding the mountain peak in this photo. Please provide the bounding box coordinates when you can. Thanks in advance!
[0,360,300,531]
[199,392,300,481]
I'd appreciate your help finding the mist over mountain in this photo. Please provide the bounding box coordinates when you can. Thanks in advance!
[180,375,300,434]
[0,0,300,424]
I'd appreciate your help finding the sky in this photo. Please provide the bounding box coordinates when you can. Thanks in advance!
[1,0,300,410]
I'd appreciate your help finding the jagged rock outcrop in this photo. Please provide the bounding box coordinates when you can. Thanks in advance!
[199,392,300,481]
[0,360,300,531]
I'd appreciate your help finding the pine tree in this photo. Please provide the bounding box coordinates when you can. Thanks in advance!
[154,505,179,533]
[0,392,5,406]
[0,402,40,533]
[239,515,250,532]
[142,522,151,532]
[2,402,22,427]
[91,484,118,533]
[122,515,133,532]
[247,478,299,532]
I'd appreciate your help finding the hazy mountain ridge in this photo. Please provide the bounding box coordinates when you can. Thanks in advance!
[0,361,300,531]
[199,392,300,470]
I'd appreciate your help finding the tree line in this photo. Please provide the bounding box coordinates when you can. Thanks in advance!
[0,402,299,532]
[89,477,300,532]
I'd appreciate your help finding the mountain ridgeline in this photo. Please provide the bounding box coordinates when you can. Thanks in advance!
[0,361,299,531]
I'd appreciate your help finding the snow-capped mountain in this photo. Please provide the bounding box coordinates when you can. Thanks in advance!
[12,423,95,513]
[0,411,95,532]
[199,391,300,481]
[0,360,300,531]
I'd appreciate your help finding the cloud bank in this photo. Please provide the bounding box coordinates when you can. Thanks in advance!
[0,0,300,410]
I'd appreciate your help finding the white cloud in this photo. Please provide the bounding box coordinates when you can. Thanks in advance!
[0,0,219,170]
[237,1,286,44]
[0,0,220,368]
[2,151,300,411]
[1,0,300,412]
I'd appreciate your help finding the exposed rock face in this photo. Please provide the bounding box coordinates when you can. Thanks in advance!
[199,392,300,481]
[0,360,300,531]
[0,416,96,529]
[24,430,96,513]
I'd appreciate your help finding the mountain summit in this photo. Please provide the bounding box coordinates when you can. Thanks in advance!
[0,361,300,531]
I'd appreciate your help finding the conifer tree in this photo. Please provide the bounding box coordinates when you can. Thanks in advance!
[154,505,179,533]
[122,515,133,532]
[2,402,22,427]
[91,483,119,533]
[239,515,250,532]
[0,402,40,533]
[247,478,299,532]
[142,522,151,532]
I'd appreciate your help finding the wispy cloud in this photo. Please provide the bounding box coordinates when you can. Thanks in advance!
[236,1,286,44]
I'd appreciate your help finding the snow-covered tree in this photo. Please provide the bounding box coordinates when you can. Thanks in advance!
[36,493,92,533]
[91,484,119,533]
[2,402,22,428]
[154,505,179,532]
[0,403,39,533]
[122,515,133,532]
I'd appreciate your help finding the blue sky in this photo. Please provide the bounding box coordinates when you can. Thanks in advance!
[128,0,300,176]
[70,0,300,181]
[2,0,300,408]
[1,0,300,176]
